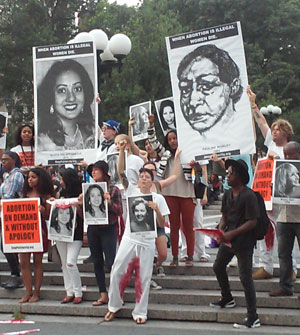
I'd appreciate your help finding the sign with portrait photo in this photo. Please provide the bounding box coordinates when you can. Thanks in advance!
[33,42,98,165]
[1,198,43,253]
[106,152,126,190]
[166,21,256,163]
[82,182,108,225]
[154,97,176,136]
[127,194,157,238]
[129,101,151,142]
[48,203,77,242]
[0,112,8,149]
[272,159,300,205]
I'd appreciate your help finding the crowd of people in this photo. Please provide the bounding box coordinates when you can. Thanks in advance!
[0,85,299,329]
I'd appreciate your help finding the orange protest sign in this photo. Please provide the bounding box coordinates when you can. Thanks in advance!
[1,198,43,253]
[252,158,274,210]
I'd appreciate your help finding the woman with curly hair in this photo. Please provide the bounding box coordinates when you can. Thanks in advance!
[11,123,35,168]
[50,206,74,237]
[19,168,53,303]
[84,184,106,218]
[37,59,95,151]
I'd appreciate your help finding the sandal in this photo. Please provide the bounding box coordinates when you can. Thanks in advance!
[169,257,178,268]
[104,311,115,322]
[61,296,75,304]
[200,257,208,263]
[185,257,194,267]
[19,295,32,303]
[29,295,40,303]
[92,298,108,306]
[73,297,82,304]
[136,317,147,324]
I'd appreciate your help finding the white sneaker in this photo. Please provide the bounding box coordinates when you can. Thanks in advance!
[156,266,165,277]
[150,280,162,290]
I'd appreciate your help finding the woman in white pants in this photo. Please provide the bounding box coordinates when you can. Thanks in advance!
[104,141,169,324]
[56,168,84,304]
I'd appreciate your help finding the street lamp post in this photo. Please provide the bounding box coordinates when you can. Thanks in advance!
[69,29,132,124]
[260,105,282,124]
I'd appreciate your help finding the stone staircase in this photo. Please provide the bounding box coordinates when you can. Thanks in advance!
[1,250,300,327]
[1,197,300,327]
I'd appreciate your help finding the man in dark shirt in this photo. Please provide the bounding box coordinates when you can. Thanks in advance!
[210,159,260,329]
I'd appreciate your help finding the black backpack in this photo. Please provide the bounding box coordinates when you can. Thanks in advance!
[253,191,271,240]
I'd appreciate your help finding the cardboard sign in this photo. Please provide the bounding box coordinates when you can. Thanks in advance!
[1,198,43,253]
[252,158,274,210]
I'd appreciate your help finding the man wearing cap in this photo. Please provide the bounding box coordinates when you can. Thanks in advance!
[210,159,260,329]
[83,160,122,306]
[96,120,120,161]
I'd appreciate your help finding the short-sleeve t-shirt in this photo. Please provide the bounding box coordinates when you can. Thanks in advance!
[221,186,260,250]
[264,129,284,158]
[123,183,170,248]
[11,145,34,167]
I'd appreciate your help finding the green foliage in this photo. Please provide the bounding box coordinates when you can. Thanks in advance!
[1,0,300,148]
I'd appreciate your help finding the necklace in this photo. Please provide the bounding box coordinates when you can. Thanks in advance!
[64,124,84,149]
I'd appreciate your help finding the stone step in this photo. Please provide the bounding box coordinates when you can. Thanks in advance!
[203,209,220,216]
[1,285,299,310]
[204,204,221,210]
[1,270,299,293]
[0,298,299,326]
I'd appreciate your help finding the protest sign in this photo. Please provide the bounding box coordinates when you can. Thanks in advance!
[252,158,274,210]
[166,22,255,163]
[33,42,98,165]
[154,97,176,135]
[0,111,8,149]
[1,198,42,253]
[129,101,151,142]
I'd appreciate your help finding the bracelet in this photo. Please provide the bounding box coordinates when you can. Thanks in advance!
[251,104,258,109]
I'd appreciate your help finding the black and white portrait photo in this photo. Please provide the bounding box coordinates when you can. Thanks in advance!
[33,42,98,165]
[0,112,8,149]
[128,194,156,237]
[48,205,77,242]
[107,152,126,189]
[82,182,108,225]
[273,160,300,205]
[154,97,176,135]
[129,101,151,142]
[166,22,256,162]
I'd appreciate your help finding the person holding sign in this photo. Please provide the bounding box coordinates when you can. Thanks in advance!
[37,59,95,151]
[55,168,84,304]
[247,86,296,280]
[84,184,106,219]
[81,160,122,307]
[269,142,300,297]
[0,151,24,289]
[103,140,169,324]
[19,168,53,303]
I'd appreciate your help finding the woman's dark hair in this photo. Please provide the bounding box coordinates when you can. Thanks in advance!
[50,206,74,233]
[143,161,156,171]
[163,130,177,155]
[37,59,94,146]
[59,168,82,198]
[138,167,154,181]
[159,99,176,131]
[84,184,105,217]
[15,124,34,146]
[23,168,53,197]
[3,151,22,168]
[131,197,151,219]
[0,114,6,138]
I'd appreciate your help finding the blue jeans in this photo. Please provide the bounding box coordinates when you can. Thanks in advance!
[277,222,300,293]
[213,243,257,319]
[87,225,117,293]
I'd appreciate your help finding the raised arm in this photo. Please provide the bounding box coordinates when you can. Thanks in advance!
[117,140,129,190]
[128,117,141,156]
[159,148,181,189]
[247,85,269,139]
[147,115,165,158]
